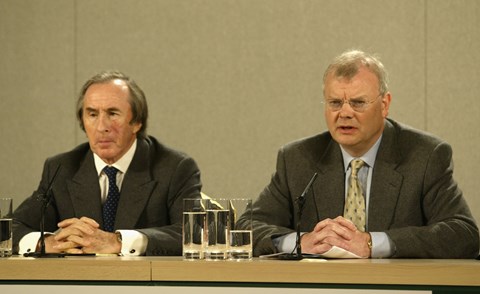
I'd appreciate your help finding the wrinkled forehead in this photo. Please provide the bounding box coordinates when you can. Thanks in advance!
[324,67,380,98]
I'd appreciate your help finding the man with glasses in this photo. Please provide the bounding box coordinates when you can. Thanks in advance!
[246,50,479,258]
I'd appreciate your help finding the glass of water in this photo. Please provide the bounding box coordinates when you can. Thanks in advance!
[182,198,206,260]
[0,198,13,258]
[228,198,253,261]
[204,199,230,260]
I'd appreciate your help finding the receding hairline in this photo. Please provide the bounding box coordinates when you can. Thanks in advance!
[322,50,389,96]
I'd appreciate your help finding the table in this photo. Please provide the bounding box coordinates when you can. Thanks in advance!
[1,256,479,293]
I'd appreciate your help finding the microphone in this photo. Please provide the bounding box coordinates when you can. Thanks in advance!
[298,173,318,201]
[37,164,62,207]
[24,164,65,258]
[278,172,318,260]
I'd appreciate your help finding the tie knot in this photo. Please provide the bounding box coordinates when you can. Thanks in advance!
[350,159,365,176]
[103,166,118,181]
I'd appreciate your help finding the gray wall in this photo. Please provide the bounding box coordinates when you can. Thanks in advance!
[1,0,479,225]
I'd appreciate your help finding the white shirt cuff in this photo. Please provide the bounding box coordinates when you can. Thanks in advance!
[116,230,148,256]
[18,232,43,255]
[273,232,298,253]
[370,232,394,258]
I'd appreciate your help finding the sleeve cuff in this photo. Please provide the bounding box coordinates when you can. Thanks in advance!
[18,232,42,255]
[273,232,299,253]
[116,230,148,256]
[370,232,395,258]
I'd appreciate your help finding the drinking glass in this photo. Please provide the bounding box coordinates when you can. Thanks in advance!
[182,198,206,260]
[204,199,230,260]
[0,198,13,258]
[227,198,253,260]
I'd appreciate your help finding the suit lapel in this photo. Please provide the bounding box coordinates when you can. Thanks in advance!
[66,139,157,230]
[66,151,103,222]
[368,120,404,231]
[115,138,157,229]
[308,119,405,229]
[311,139,346,220]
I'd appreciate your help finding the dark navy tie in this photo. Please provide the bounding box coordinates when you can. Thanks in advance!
[102,166,120,232]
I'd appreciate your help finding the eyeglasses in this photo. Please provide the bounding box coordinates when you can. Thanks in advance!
[322,94,382,113]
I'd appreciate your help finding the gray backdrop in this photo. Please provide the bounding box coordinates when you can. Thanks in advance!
[1,0,479,226]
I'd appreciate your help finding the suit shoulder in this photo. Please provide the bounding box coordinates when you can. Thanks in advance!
[282,132,333,152]
[45,142,91,167]
[388,119,447,148]
[144,136,197,162]
[383,119,454,165]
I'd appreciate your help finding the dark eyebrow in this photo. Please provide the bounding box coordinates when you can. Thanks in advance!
[106,107,121,112]
[84,107,122,113]
[85,107,98,113]
[348,95,370,101]
[326,95,369,101]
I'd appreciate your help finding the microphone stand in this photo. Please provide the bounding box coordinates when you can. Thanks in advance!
[278,173,318,260]
[24,165,65,258]
[294,192,306,259]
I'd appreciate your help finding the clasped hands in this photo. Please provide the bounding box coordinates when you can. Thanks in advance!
[300,216,371,258]
[42,217,121,254]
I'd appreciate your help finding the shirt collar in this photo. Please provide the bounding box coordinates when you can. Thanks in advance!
[94,139,137,175]
[340,135,382,172]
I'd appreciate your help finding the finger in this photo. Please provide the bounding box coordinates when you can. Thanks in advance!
[306,242,334,255]
[329,222,355,241]
[301,232,318,247]
[313,217,347,234]
[313,222,353,243]
[334,216,358,231]
[321,235,351,251]
[313,218,335,232]
[316,243,333,254]
[54,223,94,241]
[54,226,81,241]
[323,220,356,241]
[64,248,84,254]
[57,217,81,228]
[53,240,81,251]
[58,217,98,231]
[66,234,91,248]
[79,216,100,228]
[65,220,96,235]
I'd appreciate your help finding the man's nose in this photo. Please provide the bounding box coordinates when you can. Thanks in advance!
[338,100,354,117]
[96,113,111,132]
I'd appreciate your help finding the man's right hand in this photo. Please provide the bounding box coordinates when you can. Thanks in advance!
[42,233,82,254]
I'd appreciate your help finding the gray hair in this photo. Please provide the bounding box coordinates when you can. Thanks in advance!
[76,70,148,139]
[323,50,389,96]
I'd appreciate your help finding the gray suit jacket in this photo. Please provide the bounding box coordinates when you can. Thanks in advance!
[13,136,201,255]
[249,118,479,258]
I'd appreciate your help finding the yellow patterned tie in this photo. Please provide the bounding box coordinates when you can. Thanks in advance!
[343,159,366,231]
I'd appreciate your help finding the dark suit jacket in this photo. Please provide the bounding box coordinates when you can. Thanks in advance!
[249,118,479,258]
[13,136,201,255]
